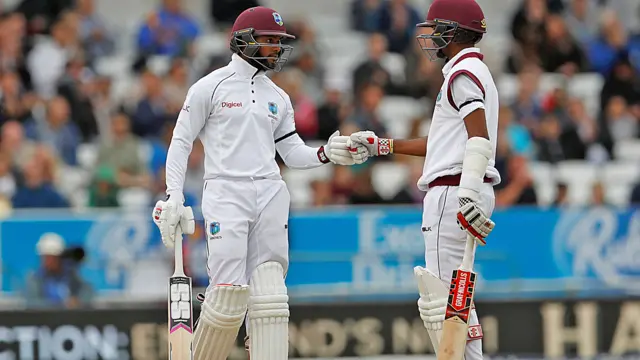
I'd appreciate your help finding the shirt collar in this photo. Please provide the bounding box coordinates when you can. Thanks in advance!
[442,48,484,76]
[230,53,264,79]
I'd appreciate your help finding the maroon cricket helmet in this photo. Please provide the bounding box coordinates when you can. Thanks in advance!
[416,0,487,60]
[230,6,295,72]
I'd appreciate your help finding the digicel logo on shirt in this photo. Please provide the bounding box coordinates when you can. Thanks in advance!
[222,101,243,108]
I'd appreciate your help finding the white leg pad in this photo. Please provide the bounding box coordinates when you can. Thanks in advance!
[248,261,290,360]
[193,284,249,360]
[414,266,448,352]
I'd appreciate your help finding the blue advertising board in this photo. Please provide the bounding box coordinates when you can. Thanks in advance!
[0,206,639,301]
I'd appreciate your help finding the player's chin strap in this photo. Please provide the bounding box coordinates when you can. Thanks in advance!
[458,137,492,202]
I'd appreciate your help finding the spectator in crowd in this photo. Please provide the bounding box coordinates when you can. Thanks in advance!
[12,155,68,208]
[317,86,349,141]
[0,120,38,170]
[563,0,600,46]
[88,165,119,207]
[495,129,538,206]
[75,0,114,63]
[149,122,174,176]
[538,14,587,74]
[24,96,81,166]
[310,178,334,207]
[25,233,92,308]
[0,71,35,124]
[132,69,172,138]
[57,55,99,141]
[27,16,79,99]
[346,82,389,139]
[350,0,381,32]
[511,64,544,132]
[499,105,534,158]
[404,28,443,100]
[16,0,73,36]
[391,158,424,204]
[272,69,319,140]
[587,10,640,75]
[137,0,200,57]
[95,112,150,190]
[353,33,405,97]
[0,13,31,91]
[348,165,386,205]
[163,57,191,114]
[373,0,421,54]
[604,96,638,144]
[331,165,355,205]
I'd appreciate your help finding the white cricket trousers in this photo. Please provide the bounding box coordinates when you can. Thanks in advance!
[201,177,290,290]
[421,183,495,360]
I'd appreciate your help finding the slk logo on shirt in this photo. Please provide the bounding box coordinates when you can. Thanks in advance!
[222,101,243,108]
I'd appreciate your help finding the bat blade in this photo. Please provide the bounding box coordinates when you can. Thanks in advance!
[168,275,194,360]
[438,266,477,360]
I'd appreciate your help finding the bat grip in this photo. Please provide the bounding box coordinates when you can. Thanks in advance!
[460,234,476,272]
[174,224,185,276]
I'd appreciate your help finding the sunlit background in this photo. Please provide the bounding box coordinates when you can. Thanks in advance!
[0,0,638,358]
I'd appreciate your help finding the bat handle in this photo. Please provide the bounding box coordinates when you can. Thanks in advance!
[174,224,186,276]
[459,234,476,272]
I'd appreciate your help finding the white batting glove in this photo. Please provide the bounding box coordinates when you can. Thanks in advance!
[349,131,393,160]
[322,130,355,166]
[417,297,446,331]
[456,197,494,246]
[152,193,194,248]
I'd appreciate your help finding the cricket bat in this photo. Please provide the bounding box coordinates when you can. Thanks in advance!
[168,224,194,360]
[438,234,477,360]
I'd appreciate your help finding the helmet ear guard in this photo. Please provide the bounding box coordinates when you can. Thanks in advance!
[230,28,261,58]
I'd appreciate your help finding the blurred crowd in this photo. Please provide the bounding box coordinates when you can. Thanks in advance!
[0,0,639,217]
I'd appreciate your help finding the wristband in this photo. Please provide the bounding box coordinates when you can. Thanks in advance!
[379,138,393,155]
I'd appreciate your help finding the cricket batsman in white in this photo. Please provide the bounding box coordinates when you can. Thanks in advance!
[151,6,355,360]
[349,0,500,358]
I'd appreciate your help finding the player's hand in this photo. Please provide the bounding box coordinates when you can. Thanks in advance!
[349,131,393,159]
[456,197,494,245]
[323,130,355,166]
[417,296,446,331]
[152,194,188,248]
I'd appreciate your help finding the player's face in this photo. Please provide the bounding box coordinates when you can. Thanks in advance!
[255,35,284,65]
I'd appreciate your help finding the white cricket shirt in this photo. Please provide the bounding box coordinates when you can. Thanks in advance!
[165,54,325,198]
[417,48,502,191]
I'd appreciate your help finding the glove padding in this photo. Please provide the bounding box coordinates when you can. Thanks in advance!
[456,197,494,245]
[348,130,391,163]
[152,198,195,248]
[417,297,446,331]
[324,130,355,166]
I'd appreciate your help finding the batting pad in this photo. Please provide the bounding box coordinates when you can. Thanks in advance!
[193,284,249,360]
[248,261,290,360]
[415,266,448,352]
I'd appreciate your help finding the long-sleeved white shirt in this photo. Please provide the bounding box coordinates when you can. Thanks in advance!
[165,54,326,199]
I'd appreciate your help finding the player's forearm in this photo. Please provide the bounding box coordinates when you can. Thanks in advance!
[165,136,194,198]
[391,137,428,157]
[276,134,326,169]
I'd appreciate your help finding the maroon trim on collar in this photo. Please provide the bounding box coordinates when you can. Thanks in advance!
[453,52,484,67]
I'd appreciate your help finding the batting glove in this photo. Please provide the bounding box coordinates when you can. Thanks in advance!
[456,197,494,245]
[152,193,194,248]
[348,131,393,160]
[322,130,355,166]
